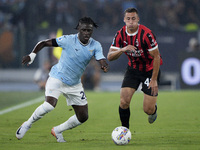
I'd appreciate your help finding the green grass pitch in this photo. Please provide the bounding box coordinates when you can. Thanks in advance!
[0,90,200,150]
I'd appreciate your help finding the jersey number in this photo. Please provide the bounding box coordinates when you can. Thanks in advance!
[144,78,150,87]
[80,91,86,100]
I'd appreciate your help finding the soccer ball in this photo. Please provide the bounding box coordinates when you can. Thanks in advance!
[111,126,131,145]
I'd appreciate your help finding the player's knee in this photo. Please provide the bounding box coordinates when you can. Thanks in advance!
[120,99,130,109]
[77,112,88,123]
[46,96,58,108]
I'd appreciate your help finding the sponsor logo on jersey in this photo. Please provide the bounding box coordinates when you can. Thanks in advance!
[127,49,143,57]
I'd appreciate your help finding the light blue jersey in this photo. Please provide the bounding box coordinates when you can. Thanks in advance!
[49,34,105,86]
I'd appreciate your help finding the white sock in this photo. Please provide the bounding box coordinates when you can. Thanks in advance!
[56,115,81,133]
[26,101,54,126]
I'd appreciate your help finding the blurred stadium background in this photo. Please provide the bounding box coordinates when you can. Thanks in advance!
[0,0,200,91]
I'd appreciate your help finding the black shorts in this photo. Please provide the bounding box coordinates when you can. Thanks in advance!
[121,66,161,96]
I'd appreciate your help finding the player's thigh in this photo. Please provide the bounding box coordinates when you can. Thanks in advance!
[64,83,88,106]
[121,69,141,90]
[120,87,136,108]
[45,77,62,99]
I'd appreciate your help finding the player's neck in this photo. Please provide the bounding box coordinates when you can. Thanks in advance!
[126,25,139,36]
[78,34,90,46]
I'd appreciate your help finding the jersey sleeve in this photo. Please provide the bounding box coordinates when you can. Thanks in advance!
[94,41,106,60]
[56,35,68,48]
[144,31,158,51]
[110,31,122,50]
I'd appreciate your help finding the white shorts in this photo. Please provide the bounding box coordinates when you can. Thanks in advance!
[45,77,87,106]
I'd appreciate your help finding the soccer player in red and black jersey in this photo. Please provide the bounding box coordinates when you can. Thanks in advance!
[107,7,163,128]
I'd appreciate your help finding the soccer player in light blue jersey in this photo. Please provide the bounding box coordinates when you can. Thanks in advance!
[16,17,109,142]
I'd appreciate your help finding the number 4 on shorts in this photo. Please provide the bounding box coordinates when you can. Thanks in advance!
[144,78,150,87]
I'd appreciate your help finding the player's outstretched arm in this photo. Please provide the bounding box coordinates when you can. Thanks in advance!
[22,39,54,66]
[97,59,109,73]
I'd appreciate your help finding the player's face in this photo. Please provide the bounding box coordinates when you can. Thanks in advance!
[78,23,93,44]
[124,12,139,33]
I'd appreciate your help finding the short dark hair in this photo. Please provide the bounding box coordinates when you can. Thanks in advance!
[75,17,98,29]
[124,7,138,16]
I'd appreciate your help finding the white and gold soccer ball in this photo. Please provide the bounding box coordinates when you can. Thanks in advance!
[111,126,131,145]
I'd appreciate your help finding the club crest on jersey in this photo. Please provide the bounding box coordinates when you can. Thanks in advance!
[135,39,139,47]
[89,49,94,54]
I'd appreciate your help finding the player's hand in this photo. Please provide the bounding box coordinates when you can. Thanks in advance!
[98,59,109,73]
[22,55,31,66]
[101,65,109,73]
[148,79,158,96]
[22,53,36,66]
[101,61,109,73]
[122,45,137,53]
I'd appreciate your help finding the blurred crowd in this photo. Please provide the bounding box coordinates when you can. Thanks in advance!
[0,0,200,68]
[1,0,200,32]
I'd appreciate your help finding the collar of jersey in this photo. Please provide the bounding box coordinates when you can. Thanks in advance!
[77,33,91,46]
[125,24,139,36]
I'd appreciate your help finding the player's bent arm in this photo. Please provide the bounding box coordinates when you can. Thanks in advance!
[107,45,136,61]
[149,48,160,81]
[107,48,123,61]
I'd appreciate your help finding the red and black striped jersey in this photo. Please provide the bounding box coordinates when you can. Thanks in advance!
[111,24,163,72]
